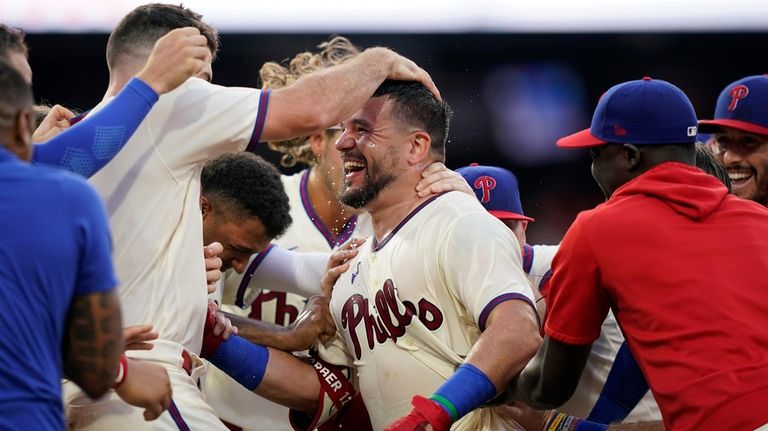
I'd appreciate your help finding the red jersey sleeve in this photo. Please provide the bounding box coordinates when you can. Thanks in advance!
[543,219,609,345]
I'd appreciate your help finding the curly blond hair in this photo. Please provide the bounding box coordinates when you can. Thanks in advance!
[260,36,360,167]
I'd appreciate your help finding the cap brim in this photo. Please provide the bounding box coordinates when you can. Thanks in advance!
[556,128,607,148]
[489,210,535,222]
[698,119,768,136]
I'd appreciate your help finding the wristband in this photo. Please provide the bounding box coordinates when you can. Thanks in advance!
[114,354,128,388]
[429,363,496,422]
[544,412,609,431]
[208,336,269,391]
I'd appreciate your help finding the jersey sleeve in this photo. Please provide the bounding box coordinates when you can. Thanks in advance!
[543,218,609,345]
[153,79,269,168]
[442,211,536,331]
[32,77,158,177]
[66,178,118,296]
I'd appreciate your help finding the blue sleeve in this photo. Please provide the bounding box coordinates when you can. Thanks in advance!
[68,179,118,296]
[32,77,158,177]
[587,342,650,423]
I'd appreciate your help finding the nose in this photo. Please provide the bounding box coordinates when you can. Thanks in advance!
[335,130,355,152]
[720,148,744,167]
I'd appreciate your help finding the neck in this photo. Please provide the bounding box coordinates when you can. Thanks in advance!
[365,174,430,243]
[104,62,143,99]
[307,167,357,236]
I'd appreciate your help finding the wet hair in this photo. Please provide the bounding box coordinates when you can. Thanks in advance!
[0,59,32,132]
[259,36,360,167]
[201,153,292,239]
[695,142,732,191]
[372,80,452,161]
[0,24,27,59]
[107,3,218,69]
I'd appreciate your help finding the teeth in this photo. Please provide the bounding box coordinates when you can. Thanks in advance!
[344,161,365,170]
[728,171,752,181]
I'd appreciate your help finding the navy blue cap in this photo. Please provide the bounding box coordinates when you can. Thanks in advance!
[456,164,534,222]
[557,77,698,148]
[698,75,768,136]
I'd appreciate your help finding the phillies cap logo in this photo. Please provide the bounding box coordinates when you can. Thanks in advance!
[474,176,496,203]
[728,85,749,112]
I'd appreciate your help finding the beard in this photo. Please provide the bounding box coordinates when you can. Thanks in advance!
[340,163,396,209]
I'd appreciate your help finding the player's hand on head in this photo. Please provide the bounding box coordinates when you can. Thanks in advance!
[209,298,238,339]
[123,324,158,351]
[32,104,75,143]
[203,242,224,294]
[416,162,473,198]
[321,238,366,296]
[136,27,210,95]
[114,358,172,421]
[370,47,441,101]
[286,295,336,350]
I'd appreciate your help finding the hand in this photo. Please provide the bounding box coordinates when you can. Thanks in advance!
[321,238,366,296]
[209,299,238,340]
[115,358,172,421]
[136,27,210,95]
[385,395,452,431]
[32,104,75,143]
[203,242,223,294]
[285,295,336,350]
[368,47,441,101]
[123,324,158,351]
[415,162,473,198]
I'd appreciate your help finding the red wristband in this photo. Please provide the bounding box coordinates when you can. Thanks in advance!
[114,354,128,388]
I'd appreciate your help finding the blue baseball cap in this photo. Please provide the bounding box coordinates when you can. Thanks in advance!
[698,75,768,136]
[456,164,534,222]
[557,77,698,148]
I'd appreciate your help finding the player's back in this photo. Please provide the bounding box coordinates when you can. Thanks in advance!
[0,157,114,430]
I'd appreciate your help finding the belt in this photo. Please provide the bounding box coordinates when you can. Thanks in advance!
[181,350,193,376]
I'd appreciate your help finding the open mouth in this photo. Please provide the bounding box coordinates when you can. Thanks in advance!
[727,169,754,192]
[343,159,367,182]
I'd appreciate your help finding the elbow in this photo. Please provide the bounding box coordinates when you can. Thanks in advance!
[79,377,115,400]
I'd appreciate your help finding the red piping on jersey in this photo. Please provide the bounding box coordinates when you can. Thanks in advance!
[168,399,191,431]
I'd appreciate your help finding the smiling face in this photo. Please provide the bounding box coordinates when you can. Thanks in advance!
[713,128,768,205]
[335,96,405,209]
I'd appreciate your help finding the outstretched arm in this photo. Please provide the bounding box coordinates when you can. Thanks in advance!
[262,47,439,142]
[32,27,209,177]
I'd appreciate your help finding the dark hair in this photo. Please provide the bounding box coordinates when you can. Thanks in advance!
[107,3,218,69]
[201,153,292,239]
[0,24,27,59]
[695,142,732,192]
[372,80,452,161]
[0,59,32,131]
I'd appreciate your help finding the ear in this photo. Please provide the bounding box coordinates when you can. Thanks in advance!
[406,131,433,165]
[200,195,212,218]
[520,220,529,232]
[623,144,642,172]
[9,107,34,161]
[308,133,324,159]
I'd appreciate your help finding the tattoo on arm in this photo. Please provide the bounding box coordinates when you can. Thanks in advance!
[62,290,123,398]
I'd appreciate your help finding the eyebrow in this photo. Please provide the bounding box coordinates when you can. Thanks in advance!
[350,118,374,129]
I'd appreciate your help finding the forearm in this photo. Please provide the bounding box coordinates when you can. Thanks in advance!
[263,48,395,140]
[255,349,319,412]
[32,77,158,177]
[63,290,124,398]
[223,311,294,350]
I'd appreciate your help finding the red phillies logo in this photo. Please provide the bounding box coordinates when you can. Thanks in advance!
[728,85,749,111]
[474,176,496,203]
[614,125,627,136]
[340,279,444,360]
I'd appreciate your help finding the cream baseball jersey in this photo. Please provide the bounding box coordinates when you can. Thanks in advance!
[321,192,536,430]
[210,169,372,431]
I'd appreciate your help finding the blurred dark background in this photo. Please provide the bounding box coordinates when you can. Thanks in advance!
[26,32,768,243]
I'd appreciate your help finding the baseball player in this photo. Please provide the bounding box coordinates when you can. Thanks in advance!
[510,77,768,431]
[456,164,661,424]
[698,74,768,207]
[62,3,440,430]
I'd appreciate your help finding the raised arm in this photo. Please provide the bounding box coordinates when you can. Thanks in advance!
[262,47,439,141]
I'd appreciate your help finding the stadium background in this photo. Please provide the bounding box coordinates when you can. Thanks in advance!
[23,30,768,244]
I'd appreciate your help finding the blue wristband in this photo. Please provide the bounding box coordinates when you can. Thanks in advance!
[430,363,496,421]
[588,342,649,423]
[575,420,609,431]
[207,335,269,391]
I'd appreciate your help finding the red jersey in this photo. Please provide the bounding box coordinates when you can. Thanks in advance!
[544,162,768,431]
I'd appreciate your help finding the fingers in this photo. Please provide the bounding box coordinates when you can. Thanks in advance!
[321,261,350,296]
[213,312,234,339]
[204,242,223,258]
[50,104,76,121]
